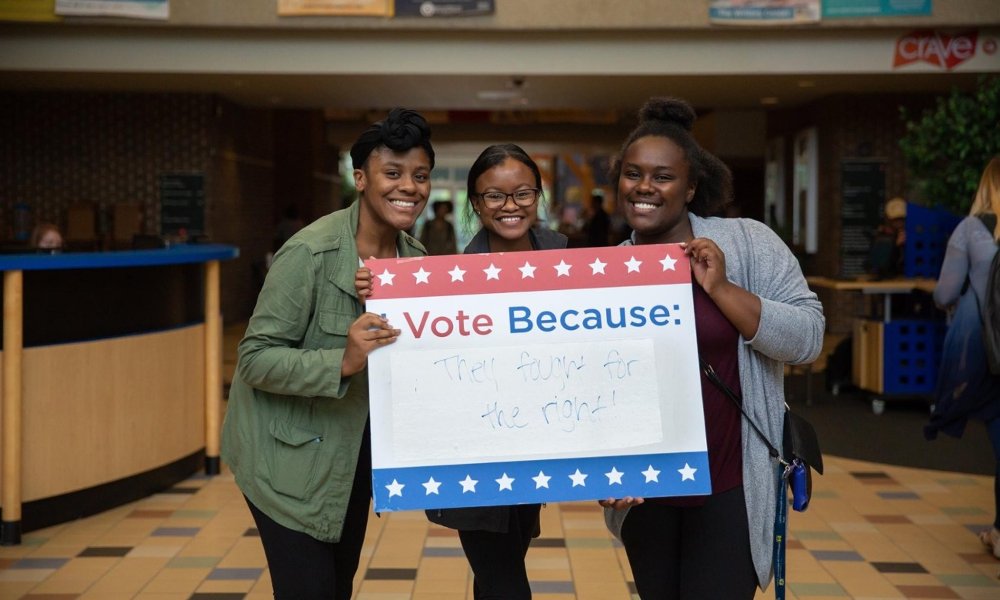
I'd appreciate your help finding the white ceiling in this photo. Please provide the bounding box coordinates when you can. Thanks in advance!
[1,25,996,113]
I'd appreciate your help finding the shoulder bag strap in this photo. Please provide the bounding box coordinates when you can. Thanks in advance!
[700,359,790,600]
[700,359,786,465]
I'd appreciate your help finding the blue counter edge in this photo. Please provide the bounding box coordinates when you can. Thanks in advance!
[0,244,239,271]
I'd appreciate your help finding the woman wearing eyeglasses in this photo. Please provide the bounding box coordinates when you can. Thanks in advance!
[428,143,566,599]
[355,143,566,598]
[460,144,566,255]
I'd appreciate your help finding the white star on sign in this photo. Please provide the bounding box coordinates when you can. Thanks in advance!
[625,256,643,273]
[642,465,661,483]
[589,258,607,275]
[660,254,678,271]
[413,267,431,284]
[532,471,551,489]
[519,262,537,278]
[448,266,466,282]
[496,472,515,491]
[386,479,405,497]
[459,475,478,493]
[376,269,396,286]
[678,463,697,482]
[569,469,588,487]
[422,477,441,495]
[605,467,624,485]
[554,260,572,277]
[484,263,502,280]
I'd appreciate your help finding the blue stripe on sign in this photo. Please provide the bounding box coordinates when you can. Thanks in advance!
[373,452,710,512]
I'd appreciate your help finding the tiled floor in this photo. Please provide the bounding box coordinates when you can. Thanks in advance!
[1,456,998,599]
[4,325,999,599]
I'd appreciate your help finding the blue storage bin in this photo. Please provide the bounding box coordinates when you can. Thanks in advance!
[882,319,945,395]
[903,203,962,279]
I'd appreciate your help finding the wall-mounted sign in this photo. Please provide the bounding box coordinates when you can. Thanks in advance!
[394,0,493,17]
[709,0,819,25]
[0,0,60,22]
[764,137,786,234]
[159,173,205,237]
[793,128,818,254]
[893,30,979,70]
[824,0,931,19]
[839,159,886,278]
[278,0,390,16]
[55,0,168,20]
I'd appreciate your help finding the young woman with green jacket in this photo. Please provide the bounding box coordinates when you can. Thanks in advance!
[222,108,434,600]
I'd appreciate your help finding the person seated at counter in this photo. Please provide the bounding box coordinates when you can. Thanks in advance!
[30,223,64,252]
[867,197,906,279]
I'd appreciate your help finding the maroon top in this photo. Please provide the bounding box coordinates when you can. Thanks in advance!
[653,283,743,506]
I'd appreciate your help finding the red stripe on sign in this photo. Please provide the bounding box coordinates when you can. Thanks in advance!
[364,244,690,299]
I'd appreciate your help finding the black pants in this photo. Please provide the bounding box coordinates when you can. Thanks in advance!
[621,486,758,600]
[988,417,1000,529]
[458,504,541,600]
[246,426,373,600]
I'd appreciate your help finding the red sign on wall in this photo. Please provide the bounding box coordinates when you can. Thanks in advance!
[893,30,978,70]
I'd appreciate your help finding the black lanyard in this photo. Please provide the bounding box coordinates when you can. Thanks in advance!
[773,463,788,600]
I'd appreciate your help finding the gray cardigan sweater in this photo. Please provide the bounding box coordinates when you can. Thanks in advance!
[621,214,825,589]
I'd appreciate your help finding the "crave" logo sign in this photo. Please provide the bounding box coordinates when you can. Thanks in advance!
[894,30,978,70]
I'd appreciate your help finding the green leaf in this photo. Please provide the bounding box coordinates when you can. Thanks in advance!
[899,75,1000,213]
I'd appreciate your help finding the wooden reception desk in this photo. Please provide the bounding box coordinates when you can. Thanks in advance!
[0,244,238,544]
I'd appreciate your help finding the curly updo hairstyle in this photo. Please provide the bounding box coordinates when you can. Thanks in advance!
[349,108,435,170]
[610,97,733,217]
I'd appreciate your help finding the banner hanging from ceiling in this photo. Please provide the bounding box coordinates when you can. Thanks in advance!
[824,0,932,19]
[0,0,60,22]
[394,0,493,17]
[709,0,820,24]
[278,0,390,16]
[55,0,168,20]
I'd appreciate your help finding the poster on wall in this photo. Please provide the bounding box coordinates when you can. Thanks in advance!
[159,173,205,237]
[839,159,886,277]
[55,0,168,20]
[0,0,60,21]
[278,0,390,16]
[709,0,819,24]
[764,137,786,236]
[792,127,818,253]
[394,0,493,17]
[824,0,931,18]
[365,245,710,512]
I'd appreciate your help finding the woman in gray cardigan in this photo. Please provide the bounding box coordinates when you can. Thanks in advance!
[601,98,824,599]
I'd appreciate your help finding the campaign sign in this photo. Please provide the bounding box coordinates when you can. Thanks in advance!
[366,244,709,512]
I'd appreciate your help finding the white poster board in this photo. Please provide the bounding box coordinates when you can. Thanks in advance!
[367,244,709,512]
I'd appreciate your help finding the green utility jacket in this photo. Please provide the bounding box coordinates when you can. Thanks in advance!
[221,200,426,542]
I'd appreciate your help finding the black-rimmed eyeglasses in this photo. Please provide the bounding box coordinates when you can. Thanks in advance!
[474,189,540,209]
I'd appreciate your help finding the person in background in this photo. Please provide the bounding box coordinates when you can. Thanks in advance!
[584,190,611,247]
[222,108,434,600]
[357,143,566,599]
[868,196,907,278]
[927,155,1000,559]
[30,222,63,251]
[600,97,824,599]
[419,199,458,255]
[274,205,306,251]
